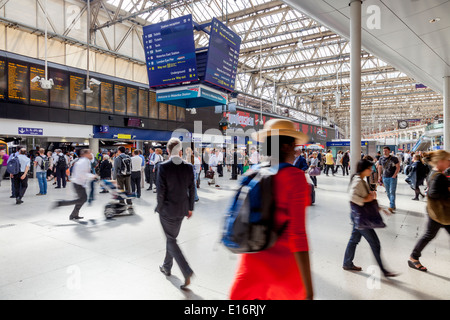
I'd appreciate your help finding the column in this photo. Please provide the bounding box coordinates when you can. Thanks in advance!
[444,76,450,150]
[89,138,99,154]
[349,0,362,174]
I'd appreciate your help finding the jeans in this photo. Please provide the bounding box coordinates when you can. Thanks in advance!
[343,222,388,274]
[36,171,47,195]
[411,216,450,260]
[194,172,199,201]
[382,177,397,209]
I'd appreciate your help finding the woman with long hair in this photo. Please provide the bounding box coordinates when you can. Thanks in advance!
[408,150,450,272]
[343,158,397,277]
[229,119,313,300]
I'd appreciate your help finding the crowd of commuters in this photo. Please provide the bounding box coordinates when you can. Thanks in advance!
[0,134,448,299]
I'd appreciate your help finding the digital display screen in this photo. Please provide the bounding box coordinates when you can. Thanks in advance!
[205,17,241,91]
[142,14,198,87]
[101,81,113,113]
[127,87,138,116]
[86,82,100,112]
[49,69,69,108]
[70,75,85,110]
[30,66,49,106]
[168,104,176,121]
[8,61,29,103]
[138,89,148,118]
[114,84,126,115]
[127,117,142,127]
[0,60,6,100]
[149,90,158,118]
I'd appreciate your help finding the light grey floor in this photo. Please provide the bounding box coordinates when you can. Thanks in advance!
[0,169,449,300]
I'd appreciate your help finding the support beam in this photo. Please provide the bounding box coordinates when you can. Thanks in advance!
[349,0,361,174]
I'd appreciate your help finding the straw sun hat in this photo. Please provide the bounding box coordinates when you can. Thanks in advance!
[251,119,309,145]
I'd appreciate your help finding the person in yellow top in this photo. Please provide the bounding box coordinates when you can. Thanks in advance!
[325,149,335,176]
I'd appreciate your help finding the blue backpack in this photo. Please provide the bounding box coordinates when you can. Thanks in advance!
[221,163,292,254]
[7,154,21,175]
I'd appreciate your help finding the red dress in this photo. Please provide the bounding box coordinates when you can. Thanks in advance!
[229,166,310,300]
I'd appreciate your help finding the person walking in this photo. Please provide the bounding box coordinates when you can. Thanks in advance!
[406,154,427,200]
[34,148,48,196]
[408,150,450,272]
[208,149,220,187]
[308,152,320,187]
[99,154,112,193]
[377,146,400,213]
[343,158,397,277]
[130,149,143,198]
[334,151,344,175]
[9,148,30,204]
[156,138,195,289]
[55,149,69,189]
[324,149,335,176]
[152,148,164,193]
[52,149,95,220]
[113,146,133,206]
[0,149,9,187]
[342,150,350,176]
[229,119,313,300]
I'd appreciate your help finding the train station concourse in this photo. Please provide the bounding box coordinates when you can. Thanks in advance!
[0,0,449,305]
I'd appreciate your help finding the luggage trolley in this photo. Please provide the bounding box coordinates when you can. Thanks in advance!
[100,180,135,219]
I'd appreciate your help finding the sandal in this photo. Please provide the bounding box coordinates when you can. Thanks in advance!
[408,259,427,272]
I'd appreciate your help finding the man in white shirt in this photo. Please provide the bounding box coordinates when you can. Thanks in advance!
[131,149,143,198]
[10,148,30,205]
[53,149,95,220]
[249,147,260,168]
[208,149,220,187]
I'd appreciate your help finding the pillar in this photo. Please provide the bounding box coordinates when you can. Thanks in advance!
[350,0,362,174]
[444,76,450,150]
[89,138,99,154]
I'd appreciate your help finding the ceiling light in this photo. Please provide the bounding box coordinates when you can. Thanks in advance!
[429,17,440,23]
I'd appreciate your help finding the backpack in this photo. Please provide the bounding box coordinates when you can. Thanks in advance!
[38,155,49,171]
[56,155,67,169]
[221,163,292,254]
[119,154,132,176]
[7,154,20,175]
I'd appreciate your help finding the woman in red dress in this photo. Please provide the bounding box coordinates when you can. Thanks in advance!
[229,119,314,300]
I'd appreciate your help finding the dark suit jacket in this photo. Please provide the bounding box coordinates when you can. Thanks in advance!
[156,157,195,218]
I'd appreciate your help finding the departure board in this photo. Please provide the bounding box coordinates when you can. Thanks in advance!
[114,84,126,115]
[101,82,113,113]
[8,61,29,103]
[127,87,138,116]
[168,104,176,121]
[49,69,69,108]
[159,102,167,120]
[30,66,49,106]
[138,89,149,118]
[86,83,100,112]
[142,14,198,87]
[70,75,85,110]
[149,91,158,119]
[0,60,6,100]
[205,17,241,91]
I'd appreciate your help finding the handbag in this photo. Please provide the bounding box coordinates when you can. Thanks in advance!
[308,166,321,176]
[206,169,215,179]
[350,200,386,230]
[426,172,450,225]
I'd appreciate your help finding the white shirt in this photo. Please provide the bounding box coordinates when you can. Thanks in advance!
[131,155,142,172]
[71,157,95,187]
[250,151,260,164]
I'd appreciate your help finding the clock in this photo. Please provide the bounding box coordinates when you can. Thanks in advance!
[398,120,408,129]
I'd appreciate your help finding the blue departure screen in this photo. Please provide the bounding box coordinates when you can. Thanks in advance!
[205,18,241,92]
[143,14,198,87]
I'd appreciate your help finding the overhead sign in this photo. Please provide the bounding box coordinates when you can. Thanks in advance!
[204,17,241,91]
[143,14,198,87]
[18,127,43,135]
[156,84,228,108]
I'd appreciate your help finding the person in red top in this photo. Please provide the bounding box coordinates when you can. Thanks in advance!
[229,119,313,300]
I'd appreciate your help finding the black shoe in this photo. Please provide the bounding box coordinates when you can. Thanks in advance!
[16,198,23,205]
[147,187,152,191]
[343,265,362,271]
[159,265,171,276]
[69,216,84,220]
[180,272,194,290]
[412,197,419,201]
[55,187,61,189]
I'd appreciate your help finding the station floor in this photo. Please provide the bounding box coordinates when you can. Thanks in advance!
[0,169,449,300]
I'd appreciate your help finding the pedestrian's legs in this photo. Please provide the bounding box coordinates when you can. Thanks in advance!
[343,225,362,268]
[411,216,446,260]
[36,172,45,194]
[358,228,388,274]
[310,175,317,187]
[159,215,193,279]
[389,178,397,209]
[194,172,199,201]
[70,183,88,218]
[383,177,393,208]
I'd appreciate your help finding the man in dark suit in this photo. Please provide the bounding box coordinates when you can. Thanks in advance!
[156,138,195,289]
